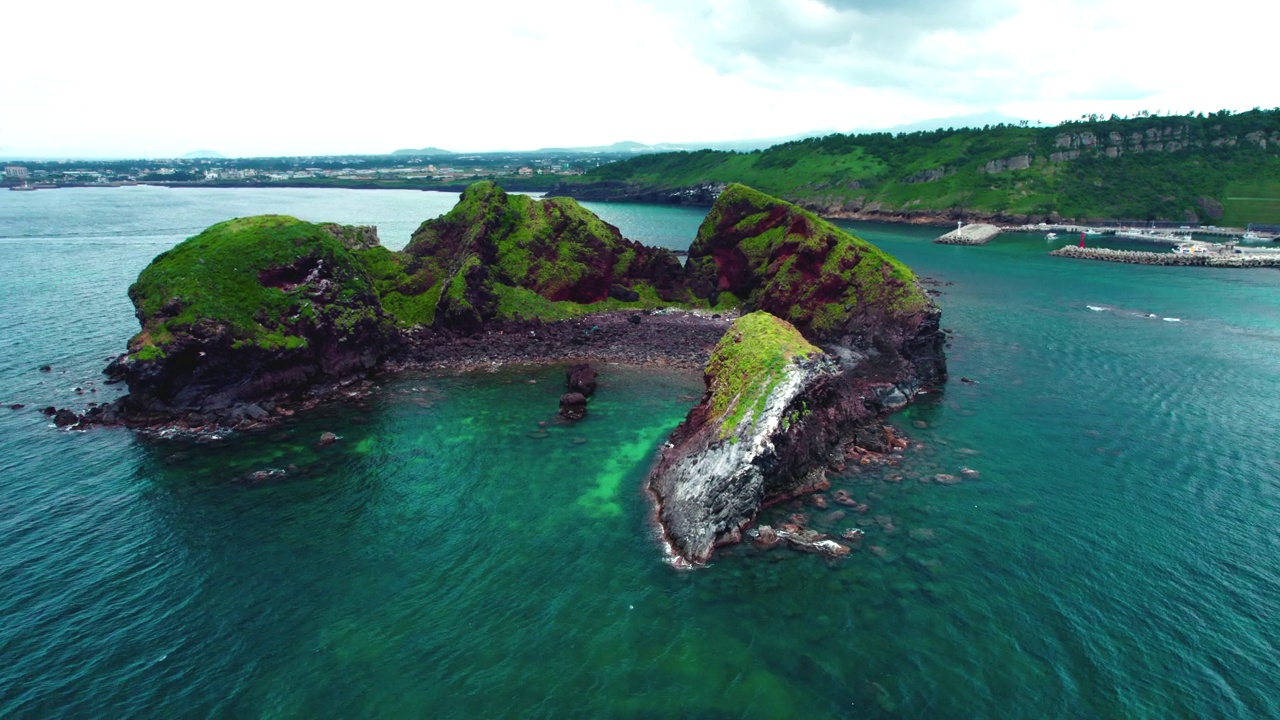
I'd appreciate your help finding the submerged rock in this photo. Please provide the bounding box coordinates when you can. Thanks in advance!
[558,392,588,421]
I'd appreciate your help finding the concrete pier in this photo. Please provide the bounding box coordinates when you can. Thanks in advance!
[935,223,1001,245]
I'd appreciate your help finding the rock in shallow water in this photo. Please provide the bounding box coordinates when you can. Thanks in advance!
[558,392,587,421]
[565,363,597,397]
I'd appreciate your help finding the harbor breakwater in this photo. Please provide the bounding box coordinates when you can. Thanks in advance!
[1051,245,1280,267]
[934,224,1001,245]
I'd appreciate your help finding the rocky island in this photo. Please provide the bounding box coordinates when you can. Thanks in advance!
[71,181,945,565]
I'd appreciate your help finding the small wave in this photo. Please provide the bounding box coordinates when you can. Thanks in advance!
[1087,305,1108,312]
[1163,318,1182,323]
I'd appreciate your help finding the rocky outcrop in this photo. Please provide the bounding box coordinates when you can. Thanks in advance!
[558,392,588,420]
[105,216,398,425]
[649,190,946,566]
[979,155,1032,174]
[686,184,946,386]
[566,363,597,397]
[404,182,689,331]
[648,312,935,564]
[902,166,953,184]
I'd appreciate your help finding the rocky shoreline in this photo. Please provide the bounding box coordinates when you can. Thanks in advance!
[550,180,1062,227]
[43,309,733,435]
[392,310,733,373]
[1051,245,1280,267]
[41,181,947,568]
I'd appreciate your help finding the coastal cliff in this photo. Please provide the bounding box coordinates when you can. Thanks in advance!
[549,109,1280,226]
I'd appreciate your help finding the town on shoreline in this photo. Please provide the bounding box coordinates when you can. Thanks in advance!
[2,151,590,193]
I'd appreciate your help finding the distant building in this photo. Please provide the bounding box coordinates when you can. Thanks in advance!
[517,166,533,176]
[4,166,28,179]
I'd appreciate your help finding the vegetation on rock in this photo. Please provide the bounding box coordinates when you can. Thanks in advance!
[688,184,928,340]
[114,181,941,425]
[557,109,1280,224]
[706,312,819,436]
[403,182,690,327]
[127,215,392,358]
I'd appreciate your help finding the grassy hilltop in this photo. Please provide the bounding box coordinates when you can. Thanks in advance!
[556,109,1280,225]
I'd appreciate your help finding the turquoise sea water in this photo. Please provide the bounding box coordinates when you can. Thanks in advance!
[1,187,1278,718]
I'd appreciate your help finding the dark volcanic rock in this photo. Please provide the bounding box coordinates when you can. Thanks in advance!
[404,182,690,331]
[566,363,597,397]
[109,216,398,426]
[52,409,80,428]
[686,184,946,388]
[609,284,640,302]
[648,186,946,565]
[558,392,588,420]
[649,313,889,563]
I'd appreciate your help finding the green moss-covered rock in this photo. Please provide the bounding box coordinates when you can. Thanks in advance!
[121,216,397,413]
[648,310,858,563]
[353,245,442,327]
[128,215,388,354]
[705,312,819,436]
[404,182,689,328]
[649,190,948,564]
[687,184,928,341]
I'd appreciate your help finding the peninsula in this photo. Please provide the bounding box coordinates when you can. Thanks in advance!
[69,182,946,565]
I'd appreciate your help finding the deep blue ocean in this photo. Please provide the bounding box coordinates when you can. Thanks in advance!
[1,187,1278,718]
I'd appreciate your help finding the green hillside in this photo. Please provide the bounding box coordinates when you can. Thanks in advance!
[557,109,1280,224]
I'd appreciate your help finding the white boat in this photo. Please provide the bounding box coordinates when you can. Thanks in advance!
[1083,229,1103,236]
[1045,233,1059,240]
[1172,244,1206,255]
[1243,232,1263,241]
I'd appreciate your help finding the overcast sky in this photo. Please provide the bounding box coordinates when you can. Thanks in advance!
[5,0,1278,158]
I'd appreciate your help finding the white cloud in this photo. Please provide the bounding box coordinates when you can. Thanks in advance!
[1,0,1277,157]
